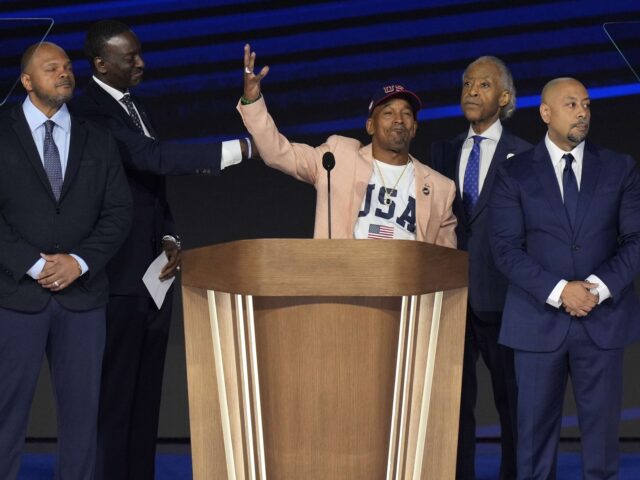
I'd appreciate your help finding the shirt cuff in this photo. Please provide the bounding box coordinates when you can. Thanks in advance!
[546,279,568,308]
[27,258,46,280]
[586,274,610,304]
[221,140,243,170]
[70,254,89,276]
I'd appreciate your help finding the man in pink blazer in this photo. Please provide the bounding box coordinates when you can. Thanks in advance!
[237,45,456,247]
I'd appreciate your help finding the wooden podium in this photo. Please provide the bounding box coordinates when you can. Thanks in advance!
[181,239,468,479]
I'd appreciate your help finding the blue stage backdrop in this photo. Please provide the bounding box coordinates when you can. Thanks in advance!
[2,1,640,441]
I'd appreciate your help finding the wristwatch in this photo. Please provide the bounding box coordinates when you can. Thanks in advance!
[162,234,182,250]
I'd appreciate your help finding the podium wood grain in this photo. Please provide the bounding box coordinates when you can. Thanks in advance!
[181,239,468,479]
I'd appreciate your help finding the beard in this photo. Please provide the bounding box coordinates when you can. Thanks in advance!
[33,86,73,109]
[567,123,588,145]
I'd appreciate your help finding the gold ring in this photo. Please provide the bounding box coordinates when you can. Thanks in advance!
[53,281,59,288]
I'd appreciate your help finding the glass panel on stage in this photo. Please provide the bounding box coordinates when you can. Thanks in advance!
[0,18,54,107]
[604,21,640,83]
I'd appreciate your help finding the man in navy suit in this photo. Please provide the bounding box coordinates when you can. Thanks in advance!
[0,42,132,479]
[490,77,640,479]
[429,56,530,480]
[70,20,252,480]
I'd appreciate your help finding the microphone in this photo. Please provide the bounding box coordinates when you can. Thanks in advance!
[322,152,335,239]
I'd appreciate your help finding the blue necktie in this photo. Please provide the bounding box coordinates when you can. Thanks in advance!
[43,120,63,200]
[562,153,579,228]
[462,135,484,220]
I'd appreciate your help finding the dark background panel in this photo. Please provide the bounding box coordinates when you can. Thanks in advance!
[2,1,639,440]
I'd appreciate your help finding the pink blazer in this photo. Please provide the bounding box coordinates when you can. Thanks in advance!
[238,96,457,248]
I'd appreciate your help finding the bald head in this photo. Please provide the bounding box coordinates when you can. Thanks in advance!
[20,42,75,116]
[541,77,585,104]
[539,77,590,151]
[21,42,67,74]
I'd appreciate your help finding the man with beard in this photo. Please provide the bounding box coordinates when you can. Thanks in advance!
[490,77,640,479]
[69,19,257,480]
[429,56,531,480]
[237,44,457,246]
[0,42,132,479]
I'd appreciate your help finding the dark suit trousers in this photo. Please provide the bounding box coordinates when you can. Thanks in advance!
[0,298,105,480]
[514,319,623,480]
[457,307,518,480]
[96,293,172,480]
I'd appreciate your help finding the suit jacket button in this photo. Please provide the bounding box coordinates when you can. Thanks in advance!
[571,244,579,251]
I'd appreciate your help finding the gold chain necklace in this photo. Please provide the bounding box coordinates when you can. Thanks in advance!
[373,159,411,205]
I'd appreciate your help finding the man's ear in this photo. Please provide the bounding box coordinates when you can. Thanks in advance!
[94,56,107,74]
[499,90,510,108]
[366,117,374,136]
[20,73,32,93]
[539,103,550,124]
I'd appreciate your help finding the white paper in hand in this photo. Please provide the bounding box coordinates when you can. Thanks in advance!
[142,251,175,309]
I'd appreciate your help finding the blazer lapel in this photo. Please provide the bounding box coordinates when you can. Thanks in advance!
[352,144,375,222]
[531,141,573,236]
[572,142,601,234]
[132,96,158,139]
[451,134,465,199]
[60,116,86,201]
[11,107,57,201]
[414,157,432,241]
[89,80,147,135]
[468,131,512,223]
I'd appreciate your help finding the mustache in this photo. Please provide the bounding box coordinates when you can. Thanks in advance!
[572,120,589,128]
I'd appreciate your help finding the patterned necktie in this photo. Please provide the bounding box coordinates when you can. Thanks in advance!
[121,93,145,134]
[462,135,485,220]
[562,153,579,228]
[43,120,63,200]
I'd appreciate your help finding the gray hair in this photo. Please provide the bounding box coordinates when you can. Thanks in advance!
[463,56,516,120]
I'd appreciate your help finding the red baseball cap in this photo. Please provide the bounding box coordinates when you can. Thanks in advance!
[368,84,422,118]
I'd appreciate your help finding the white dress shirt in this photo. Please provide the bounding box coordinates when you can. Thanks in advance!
[458,119,502,195]
[543,134,610,307]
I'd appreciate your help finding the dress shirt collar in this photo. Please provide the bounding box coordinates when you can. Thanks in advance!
[465,118,502,144]
[544,133,585,168]
[22,96,71,134]
[93,75,130,102]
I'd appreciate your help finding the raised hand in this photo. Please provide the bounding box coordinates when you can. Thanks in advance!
[243,43,269,102]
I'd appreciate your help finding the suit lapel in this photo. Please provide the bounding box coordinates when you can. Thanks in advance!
[132,96,158,139]
[468,131,513,223]
[413,157,432,241]
[352,144,375,223]
[60,116,86,201]
[89,80,152,136]
[572,142,601,234]
[531,141,573,236]
[11,107,57,201]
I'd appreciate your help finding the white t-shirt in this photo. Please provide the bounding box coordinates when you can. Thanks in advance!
[354,160,417,240]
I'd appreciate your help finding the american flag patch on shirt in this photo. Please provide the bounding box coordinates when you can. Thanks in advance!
[368,224,394,239]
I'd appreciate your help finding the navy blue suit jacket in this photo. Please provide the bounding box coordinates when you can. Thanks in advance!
[0,105,132,311]
[490,140,640,351]
[70,79,223,296]
[430,128,531,315]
